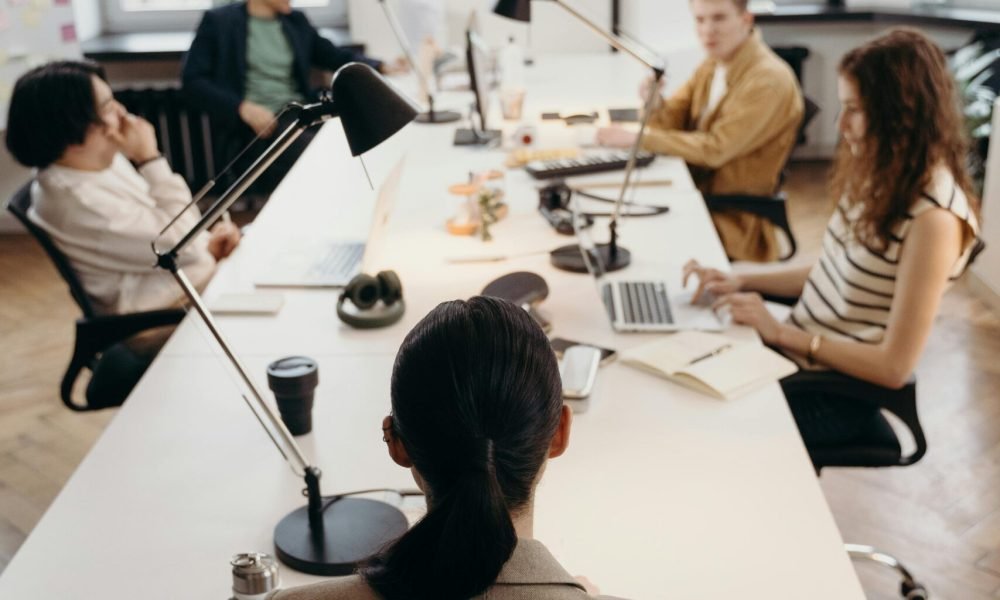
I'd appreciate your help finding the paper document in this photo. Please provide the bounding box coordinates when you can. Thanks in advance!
[209,293,285,315]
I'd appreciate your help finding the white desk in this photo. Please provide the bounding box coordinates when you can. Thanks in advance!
[0,54,864,599]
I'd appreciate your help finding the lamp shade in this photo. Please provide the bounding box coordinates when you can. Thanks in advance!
[329,62,419,156]
[494,0,531,22]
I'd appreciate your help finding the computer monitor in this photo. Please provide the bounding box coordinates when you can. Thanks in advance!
[453,26,501,146]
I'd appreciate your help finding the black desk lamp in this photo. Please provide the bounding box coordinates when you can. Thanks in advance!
[376,0,461,124]
[494,0,665,273]
[152,62,419,576]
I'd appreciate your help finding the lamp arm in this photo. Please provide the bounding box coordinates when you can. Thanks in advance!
[377,0,438,105]
[153,103,332,266]
[607,67,663,259]
[552,0,664,76]
[164,265,314,477]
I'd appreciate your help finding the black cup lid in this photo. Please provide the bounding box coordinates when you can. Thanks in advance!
[267,356,319,394]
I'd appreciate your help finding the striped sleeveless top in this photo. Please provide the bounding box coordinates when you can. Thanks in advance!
[790,166,980,346]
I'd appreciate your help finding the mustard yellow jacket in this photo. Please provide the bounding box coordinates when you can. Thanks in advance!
[642,31,803,261]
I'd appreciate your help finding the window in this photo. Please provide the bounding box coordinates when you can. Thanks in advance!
[103,0,347,33]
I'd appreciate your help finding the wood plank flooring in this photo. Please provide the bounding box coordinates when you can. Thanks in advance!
[1,161,999,598]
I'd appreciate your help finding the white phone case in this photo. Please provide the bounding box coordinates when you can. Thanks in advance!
[560,345,601,399]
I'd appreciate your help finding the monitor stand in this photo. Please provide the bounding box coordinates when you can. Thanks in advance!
[550,243,631,273]
[453,128,501,146]
[416,109,461,123]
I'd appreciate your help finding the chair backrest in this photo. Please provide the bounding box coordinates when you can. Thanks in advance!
[6,181,98,318]
[114,86,217,193]
[780,371,927,472]
[798,96,821,147]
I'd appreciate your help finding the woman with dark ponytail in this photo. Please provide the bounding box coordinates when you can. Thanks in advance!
[275,296,624,599]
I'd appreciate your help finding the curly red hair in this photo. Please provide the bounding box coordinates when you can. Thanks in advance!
[831,28,979,251]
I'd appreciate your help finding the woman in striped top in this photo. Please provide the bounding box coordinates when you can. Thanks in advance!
[683,28,981,449]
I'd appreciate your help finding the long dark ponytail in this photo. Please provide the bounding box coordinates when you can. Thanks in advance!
[362,296,563,599]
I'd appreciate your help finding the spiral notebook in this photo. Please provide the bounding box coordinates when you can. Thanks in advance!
[621,331,797,400]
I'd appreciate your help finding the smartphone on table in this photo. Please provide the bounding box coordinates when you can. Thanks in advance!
[550,337,617,366]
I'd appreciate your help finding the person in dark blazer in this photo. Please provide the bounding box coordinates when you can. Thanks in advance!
[181,0,400,194]
[272,297,626,600]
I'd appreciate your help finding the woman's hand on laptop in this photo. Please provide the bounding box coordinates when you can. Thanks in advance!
[682,259,743,304]
[711,292,781,345]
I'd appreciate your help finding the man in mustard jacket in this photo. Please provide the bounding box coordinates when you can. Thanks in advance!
[599,0,803,262]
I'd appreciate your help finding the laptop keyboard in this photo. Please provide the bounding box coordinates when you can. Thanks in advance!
[307,243,364,279]
[602,281,674,325]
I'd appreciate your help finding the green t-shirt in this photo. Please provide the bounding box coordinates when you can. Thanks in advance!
[244,16,302,114]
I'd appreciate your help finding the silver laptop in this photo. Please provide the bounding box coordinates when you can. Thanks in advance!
[574,212,723,333]
[254,158,405,288]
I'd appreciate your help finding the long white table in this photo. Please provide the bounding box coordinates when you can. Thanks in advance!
[0,53,864,599]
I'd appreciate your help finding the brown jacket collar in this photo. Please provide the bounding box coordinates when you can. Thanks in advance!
[712,28,767,88]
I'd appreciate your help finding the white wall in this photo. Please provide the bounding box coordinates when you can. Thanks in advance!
[971,97,1000,313]
[621,0,697,55]
[72,0,101,42]
[758,22,973,158]
[348,0,615,60]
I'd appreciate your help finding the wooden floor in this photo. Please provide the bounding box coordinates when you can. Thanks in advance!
[1,161,1000,598]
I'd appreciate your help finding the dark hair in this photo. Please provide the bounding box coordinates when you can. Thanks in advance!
[831,28,980,250]
[690,0,749,11]
[5,60,108,169]
[363,296,563,600]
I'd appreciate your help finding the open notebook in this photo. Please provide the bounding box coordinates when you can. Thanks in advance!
[621,331,798,400]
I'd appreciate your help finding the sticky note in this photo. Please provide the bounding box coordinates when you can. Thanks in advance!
[21,9,42,28]
[61,22,75,42]
[30,0,49,9]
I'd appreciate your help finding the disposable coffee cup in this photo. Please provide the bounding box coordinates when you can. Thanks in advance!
[500,88,525,121]
[266,356,319,436]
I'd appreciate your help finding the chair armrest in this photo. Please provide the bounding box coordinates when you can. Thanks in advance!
[781,370,926,466]
[61,308,186,411]
[75,309,186,352]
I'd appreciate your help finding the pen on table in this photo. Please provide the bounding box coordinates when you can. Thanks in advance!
[686,344,732,366]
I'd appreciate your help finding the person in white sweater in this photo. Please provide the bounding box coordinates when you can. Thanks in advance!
[5,60,241,316]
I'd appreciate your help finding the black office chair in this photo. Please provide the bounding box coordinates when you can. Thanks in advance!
[780,370,928,599]
[6,182,185,411]
[704,96,821,261]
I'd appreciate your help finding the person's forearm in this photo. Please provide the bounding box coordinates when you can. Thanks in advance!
[738,264,812,298]
[774,325,910,389]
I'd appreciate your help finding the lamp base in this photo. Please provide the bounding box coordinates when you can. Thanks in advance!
[453,128,502,146]
[415,109,461,124]
[274,497,409,576]
[550,243,631,273]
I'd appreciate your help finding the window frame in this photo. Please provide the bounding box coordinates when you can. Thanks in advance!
[102,0,348,34]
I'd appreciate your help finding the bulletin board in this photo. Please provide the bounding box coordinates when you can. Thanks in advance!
[0,0,81,129]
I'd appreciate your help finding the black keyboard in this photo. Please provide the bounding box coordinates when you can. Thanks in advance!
[525,151,655,180]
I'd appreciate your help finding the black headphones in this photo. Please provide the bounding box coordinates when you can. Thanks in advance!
[337,270,405,329]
